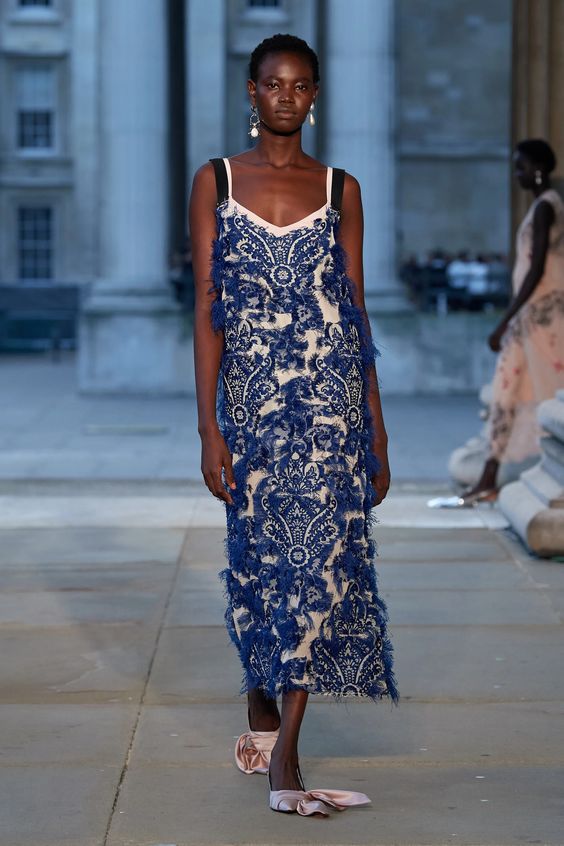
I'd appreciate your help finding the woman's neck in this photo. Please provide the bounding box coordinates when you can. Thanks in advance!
[252,129,306,169]
[533,179,550,198]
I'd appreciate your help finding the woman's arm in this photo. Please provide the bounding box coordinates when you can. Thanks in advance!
[189,163,235,505]
[489,200,555,352]
[338,173,390,504]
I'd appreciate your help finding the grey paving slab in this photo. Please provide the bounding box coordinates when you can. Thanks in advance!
[0,765,121,846]
[0,704,135,764]
[130,701,564,767]
[106,762,564,846]
[176,563,224,592]
[374,528,512,562]
[146,623,564,704]
[0,527,185,566]
[0,625,157,703]
[0,585,170,626]
[383,586,560,626]
[397,625,564,702]
[181,528,225,565]
[514,556,564,591]
[0,558,176,591]
[376,560,532,590]
[145,626,241,704]
[165,586,226,627]
[541,589,564,623]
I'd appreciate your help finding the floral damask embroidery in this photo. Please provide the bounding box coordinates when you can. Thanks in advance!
[213,189,398,703]
[504,290,564,345]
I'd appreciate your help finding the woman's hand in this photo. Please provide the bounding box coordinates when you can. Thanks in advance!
[371,443,391,505]
[488,323,507,353]
[200,424,236,505]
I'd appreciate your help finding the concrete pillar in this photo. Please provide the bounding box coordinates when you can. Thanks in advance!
[511,0,564,236]
[324,0,405,312]
[79,0,187,394]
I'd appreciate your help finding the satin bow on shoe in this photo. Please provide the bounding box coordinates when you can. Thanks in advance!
[235,730,279,774]
[269,788,371,816]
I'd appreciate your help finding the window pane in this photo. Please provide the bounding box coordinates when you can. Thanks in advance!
[16,66,55,109]
[18,208,53,281]
[18,111,53,148]
[15,66,55,150]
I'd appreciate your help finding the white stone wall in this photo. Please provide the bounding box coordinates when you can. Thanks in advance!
[0,0,98,285]
[397,0,512,259]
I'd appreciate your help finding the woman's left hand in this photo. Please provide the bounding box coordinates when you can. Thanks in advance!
[371,445,391,505]
[488,324,506,353]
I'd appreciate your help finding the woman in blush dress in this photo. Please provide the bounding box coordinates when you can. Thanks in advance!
[457,138,564,506]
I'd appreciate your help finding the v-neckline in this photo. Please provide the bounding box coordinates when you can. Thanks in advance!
[228,198,330,235]
[224,157,333,235]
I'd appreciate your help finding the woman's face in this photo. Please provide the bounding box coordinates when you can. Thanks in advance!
[248,51,317,136]
[513,150,538,190]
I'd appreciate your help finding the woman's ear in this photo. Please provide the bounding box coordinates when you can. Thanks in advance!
[247,79,257,108]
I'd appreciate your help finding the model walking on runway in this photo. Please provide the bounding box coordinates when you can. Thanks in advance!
[457,138,564,506]
[190,34,398,816]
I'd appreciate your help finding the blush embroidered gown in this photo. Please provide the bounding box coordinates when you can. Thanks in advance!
[488,189,564,467]
[210,158,398,703]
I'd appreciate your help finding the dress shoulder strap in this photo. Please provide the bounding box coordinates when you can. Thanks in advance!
[209,157,229,206]
[330,167,346,212]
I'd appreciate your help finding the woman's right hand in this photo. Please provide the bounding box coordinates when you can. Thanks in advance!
[200,425,236,505]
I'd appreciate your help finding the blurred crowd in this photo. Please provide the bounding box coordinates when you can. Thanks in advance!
[400,250,511,313]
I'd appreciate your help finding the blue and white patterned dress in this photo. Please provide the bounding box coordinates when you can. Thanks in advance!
[210,158,398,702]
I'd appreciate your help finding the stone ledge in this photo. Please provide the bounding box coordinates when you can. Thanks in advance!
[522,463,564,508]
[499,480,564,557]
[538,396,564,441]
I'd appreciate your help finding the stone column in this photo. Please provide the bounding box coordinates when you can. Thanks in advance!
[186,0,226,189]
[79,0,187,394]
[324,0,405,312]
[511,0,564,237]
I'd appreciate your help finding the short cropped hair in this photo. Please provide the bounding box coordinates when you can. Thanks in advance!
[249,33,320,84]
[515,139,557,173]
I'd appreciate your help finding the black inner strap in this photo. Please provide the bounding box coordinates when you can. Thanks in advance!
[210,158,228,206]
[330,167,345,212]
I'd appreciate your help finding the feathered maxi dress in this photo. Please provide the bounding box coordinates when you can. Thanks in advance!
[209,157,398,703]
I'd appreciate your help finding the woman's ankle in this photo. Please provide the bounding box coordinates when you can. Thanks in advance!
[247,690,280,731]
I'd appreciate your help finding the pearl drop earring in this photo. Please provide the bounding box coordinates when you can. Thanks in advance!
[309,103,316,127]
[249,106,260,139]
[535,170,543,186]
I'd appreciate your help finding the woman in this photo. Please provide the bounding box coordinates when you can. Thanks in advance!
[190,34,397,815]
[457,139,564,505]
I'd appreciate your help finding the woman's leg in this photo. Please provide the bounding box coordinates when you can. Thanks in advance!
[268,690,308,790]
[247,686,280,732]
[463,456,499,496]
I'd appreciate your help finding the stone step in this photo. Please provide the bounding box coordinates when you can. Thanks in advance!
[521,463,564,508]
[538,396,564,441]
[499,478,564,556]
[541,452,564,489]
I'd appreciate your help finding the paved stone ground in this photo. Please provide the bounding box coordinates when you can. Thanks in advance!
[1,490,563,846]
[1,354,563,845]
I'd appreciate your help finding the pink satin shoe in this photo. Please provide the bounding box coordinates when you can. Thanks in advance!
[268,767,371,816]
[234,729,279,774]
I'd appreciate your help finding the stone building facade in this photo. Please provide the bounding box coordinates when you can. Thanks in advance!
[0,0,561,392]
